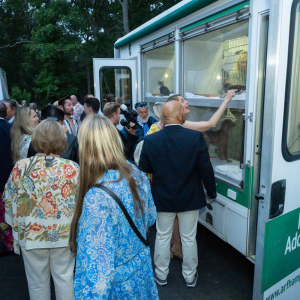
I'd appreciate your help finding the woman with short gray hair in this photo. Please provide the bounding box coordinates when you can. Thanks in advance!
[4,119,79,300]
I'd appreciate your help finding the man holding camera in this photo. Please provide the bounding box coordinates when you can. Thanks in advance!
[120,102,157,162]
[103,102,138,162]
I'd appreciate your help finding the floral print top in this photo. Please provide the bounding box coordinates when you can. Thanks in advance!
[73,102,84,124]
[74,164,158,300]
[146,122,163,136]
[4,156,79,254]
[145,123,163,182]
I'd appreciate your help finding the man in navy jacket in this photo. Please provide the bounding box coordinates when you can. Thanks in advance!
[0,102,14,253]
[139,101,216,288]
[0,102,13,193]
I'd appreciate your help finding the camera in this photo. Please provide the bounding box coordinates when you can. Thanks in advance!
[120,104,138,129]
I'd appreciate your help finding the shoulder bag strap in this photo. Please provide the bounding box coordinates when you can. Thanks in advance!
[94,184,149,247]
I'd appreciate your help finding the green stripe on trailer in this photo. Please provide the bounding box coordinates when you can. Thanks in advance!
[181,0,250,32]
[244,165,254,210]
[216,180,246,207]
[114,0,218,49]
[216,166,254,209]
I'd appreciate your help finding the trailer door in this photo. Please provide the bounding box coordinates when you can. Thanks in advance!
[254,0,300,299]
[93,58,137,112]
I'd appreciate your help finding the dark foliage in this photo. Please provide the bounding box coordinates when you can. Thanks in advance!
[0,0,180,107]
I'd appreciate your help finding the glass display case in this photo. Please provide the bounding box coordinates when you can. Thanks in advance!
[183,20,249,186]
[144,43,175,102]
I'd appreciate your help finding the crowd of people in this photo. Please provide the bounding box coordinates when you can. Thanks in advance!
[0,90,235,299]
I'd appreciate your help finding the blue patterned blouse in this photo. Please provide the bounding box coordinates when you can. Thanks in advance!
[74,165,158,299]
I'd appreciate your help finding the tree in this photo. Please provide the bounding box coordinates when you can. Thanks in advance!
[10,86,31,103]
[118,0,129,35]
[0,0,37,100]
[0,0,181,107]
[29,1,83,105]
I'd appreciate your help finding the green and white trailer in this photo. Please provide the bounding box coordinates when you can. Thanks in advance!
[93,0,300,298]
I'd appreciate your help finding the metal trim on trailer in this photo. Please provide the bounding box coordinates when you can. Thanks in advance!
[140,32,175,52]
[181,0,250,32]
[282,0,300,162]
[178,0,250,29]
[252,0,284,298]
[247,10,270,263]
[175,29,181,95]
[180,10,250,41]
[140,52,144,104]
[138,27,176,50]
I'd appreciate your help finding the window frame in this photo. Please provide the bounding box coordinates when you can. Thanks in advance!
[181,19,249,103]
[142,42,175,103]
[179,18,251,189]
[99,66,133,111]
[282,0,300,162]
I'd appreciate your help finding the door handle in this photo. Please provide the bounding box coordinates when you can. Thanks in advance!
[255,194,264,200]
[270,179,286,219]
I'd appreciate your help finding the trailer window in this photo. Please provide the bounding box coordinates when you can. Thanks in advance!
[99,67,132,111]
[143,43,175,102]
[283,0,300,160]
[182,20,249,186]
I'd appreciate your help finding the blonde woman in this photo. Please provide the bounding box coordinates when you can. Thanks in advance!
[11,106,39,163]
[147,102,165,134]
[4,120,79,300]
[69,115,158,299]
[167,89,236,132]
[134,103,164,166]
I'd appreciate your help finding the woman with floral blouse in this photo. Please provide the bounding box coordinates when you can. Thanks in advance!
[4,120,79,300]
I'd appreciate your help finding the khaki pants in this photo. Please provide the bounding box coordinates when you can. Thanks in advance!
[21,247,75,300]
[154,210,199,282]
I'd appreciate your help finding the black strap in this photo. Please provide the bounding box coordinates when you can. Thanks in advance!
[94,184,150,247]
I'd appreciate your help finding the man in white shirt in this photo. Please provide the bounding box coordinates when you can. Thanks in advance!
[58,97,79,136]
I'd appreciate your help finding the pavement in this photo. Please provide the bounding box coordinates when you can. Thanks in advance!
[0,223,254,299]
